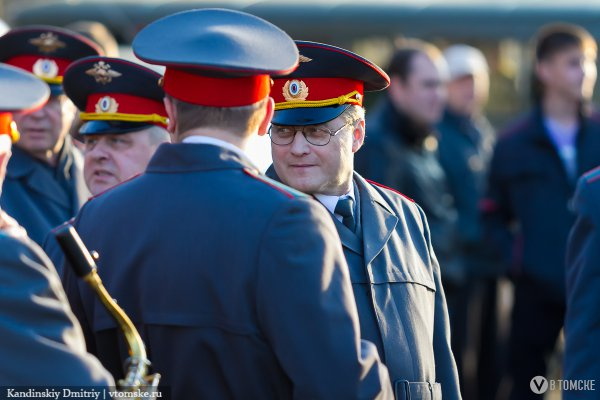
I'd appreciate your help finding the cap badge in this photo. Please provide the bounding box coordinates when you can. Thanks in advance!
[95,96,119,113]
[299,54,313,63]
[32,58,59,79]
[283,79,309,101]
[29,32,66,54]
[86,61,122,85]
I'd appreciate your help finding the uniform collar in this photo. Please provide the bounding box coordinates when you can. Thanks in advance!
[146,142,260,174]
[314,182,355,216]
[182,135,259,171]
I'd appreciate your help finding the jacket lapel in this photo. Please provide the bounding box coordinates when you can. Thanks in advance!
[355,173,398,266]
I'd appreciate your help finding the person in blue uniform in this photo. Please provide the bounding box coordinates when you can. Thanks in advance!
[43,56,170,275]
[482,23,600,399]
[267,41,461,400]
[62,9,392,400]
[563,166,600,399]
[0,62,114,386]
[0,26,103,245]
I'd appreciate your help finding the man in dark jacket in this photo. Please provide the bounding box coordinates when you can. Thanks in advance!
[563,166,600,400]
[268,40,461,400]
[62,10,392,400]
[436,44,498,399]
[482,23,600,399]
[0,26,103,245]
[0,62,113,387]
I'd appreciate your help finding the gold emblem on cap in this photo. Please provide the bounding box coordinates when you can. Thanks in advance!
[29,32,66,54]
[95,96,119,114]
[299,54,312,63]
[283,80,309,102]
[86,61,122,85]
[32,58,59,79]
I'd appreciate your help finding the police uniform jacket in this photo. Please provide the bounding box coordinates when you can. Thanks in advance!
[63,142,393,400]
[1,135,89,245]
[564,167,600,395]
[482,108,600,301]
[0,230,114,386]
[267,166,461,400]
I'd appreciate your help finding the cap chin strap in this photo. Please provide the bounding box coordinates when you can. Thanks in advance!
[275,90,361,110]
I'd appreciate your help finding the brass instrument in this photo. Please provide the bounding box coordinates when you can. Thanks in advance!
[55,224,161,400]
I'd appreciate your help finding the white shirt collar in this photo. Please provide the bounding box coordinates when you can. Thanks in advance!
[314,181,355,216]
[182,135,259,170]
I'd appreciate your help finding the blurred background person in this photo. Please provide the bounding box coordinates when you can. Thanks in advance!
[482,23,600,400]
[437,44,499,400]
[356,39,464,312]
[0,26,103,245]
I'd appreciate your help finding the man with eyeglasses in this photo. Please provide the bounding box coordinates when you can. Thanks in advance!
[267,41,461,400]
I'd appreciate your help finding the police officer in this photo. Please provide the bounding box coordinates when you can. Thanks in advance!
[482,23,600,399]
[43,56,170,274]
[62,9,392,400]
[0,62,113,386]
[267,41,461,400]
[0,26,103,245]
[564,166,600,399]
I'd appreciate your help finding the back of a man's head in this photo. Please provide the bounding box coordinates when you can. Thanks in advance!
[168,95,269,138]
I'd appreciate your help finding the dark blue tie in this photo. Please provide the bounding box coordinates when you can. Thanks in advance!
[335,197,356,232]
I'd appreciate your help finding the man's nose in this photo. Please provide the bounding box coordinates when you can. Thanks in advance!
[289,131,311,155]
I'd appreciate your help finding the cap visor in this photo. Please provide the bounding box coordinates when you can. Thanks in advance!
[79,120,154,135]
[272,105,349,126]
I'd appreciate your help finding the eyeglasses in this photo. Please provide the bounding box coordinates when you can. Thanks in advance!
[269,121,354,146]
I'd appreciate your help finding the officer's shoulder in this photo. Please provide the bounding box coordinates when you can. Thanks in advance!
[581,166,600,187]
[497,111,534,143]
[86,173,143,203]
[366,178,414,204]
[587,108,600,126]
[243,168,307,200]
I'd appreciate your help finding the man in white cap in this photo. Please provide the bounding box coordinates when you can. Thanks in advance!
[436,44,497,399]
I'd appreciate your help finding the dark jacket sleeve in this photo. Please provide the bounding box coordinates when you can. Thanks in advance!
[0,233,114,386]
[256,198,393,400]
[416,205,462,400]
[564,177,600,394]
[481,140,516,275]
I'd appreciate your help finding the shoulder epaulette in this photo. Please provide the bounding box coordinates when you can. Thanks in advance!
[366,179,414,202]
[243,168,307,199]
[583,165,600,184]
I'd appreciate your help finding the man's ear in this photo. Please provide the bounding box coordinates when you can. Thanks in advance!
[257,97,275,136]
[163,96,177,135]
[351,119,366,153]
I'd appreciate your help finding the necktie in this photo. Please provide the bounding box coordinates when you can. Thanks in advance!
[335,196,356,232]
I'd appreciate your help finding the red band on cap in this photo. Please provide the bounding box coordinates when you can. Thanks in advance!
[86,93,167,117]
[6,55,72,78]
[163,68,271,107]
[272,77,364,105]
